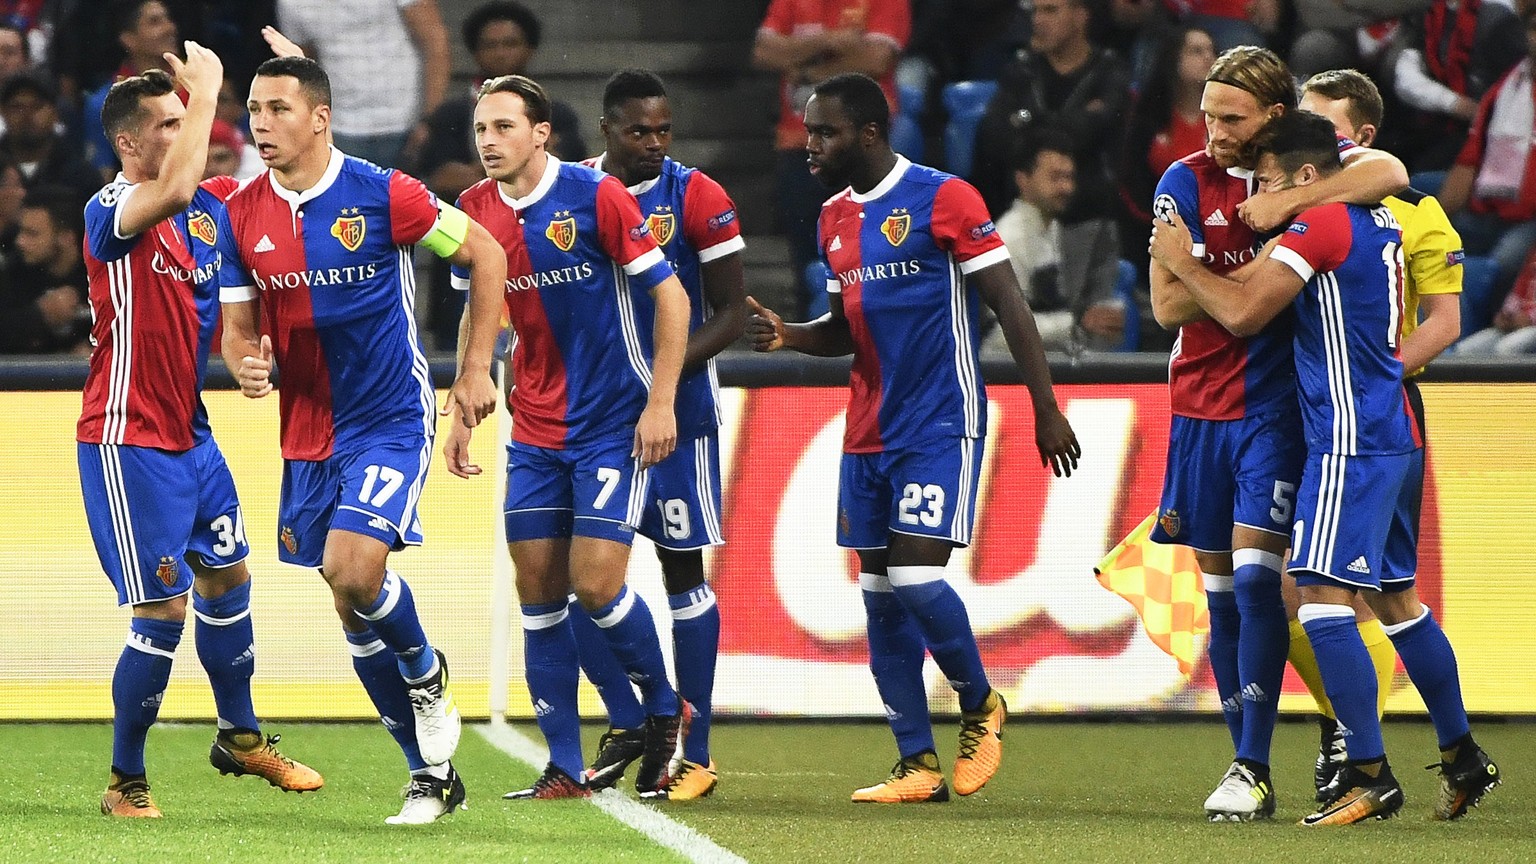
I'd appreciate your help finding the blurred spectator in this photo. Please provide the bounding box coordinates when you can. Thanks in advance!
[983,132,1124,354]
[752,0,910,319]
[205,118,250,180]
[82,0,180,181]
[0,23,29,80]
[1394,0,1526,170]
[903,0,1031,94]
[972,0,1130,222]
[1289,0,1427,80]
[0,185,89,354]
[278,0,451,168]
[1457,247,1536,353]
[1120,25,1214,231]
[1164,0,1278,53]
[0,73,96,205]
[1437,8,1536,306]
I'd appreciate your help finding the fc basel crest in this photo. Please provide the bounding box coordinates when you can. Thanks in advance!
[546,212,577,252]
[156,556,179,587]
[1159,509,1181,539]
[187,211,217,246]
[880,209,910,246]
[646,209,676,246]
[331,207,366,252]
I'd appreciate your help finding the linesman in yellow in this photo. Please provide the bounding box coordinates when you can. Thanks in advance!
[1280,69,1499,820]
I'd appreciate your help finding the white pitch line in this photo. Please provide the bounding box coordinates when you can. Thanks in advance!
[475,722,747,864]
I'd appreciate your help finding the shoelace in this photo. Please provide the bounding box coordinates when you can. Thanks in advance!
[402,776,446,802]
[532,767,580,796]
[117,781,154,809]
[956,717,989,760]
[249,733,299,769]
[408,685,447,733]
[666,762,698,790]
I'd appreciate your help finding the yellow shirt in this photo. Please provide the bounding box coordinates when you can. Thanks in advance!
[1383,189,1463,377]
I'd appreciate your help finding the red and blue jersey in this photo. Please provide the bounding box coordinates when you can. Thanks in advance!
[78,174,239,451]
[452,157,675,449]
[215,149,441,461]
[586,154,745,439]
[1270,203,1420,456]
[819,156,1008,453]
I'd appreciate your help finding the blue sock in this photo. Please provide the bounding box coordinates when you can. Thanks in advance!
[193,581,260,733]
[887,566,990,713]
[1384,606,1470,749]
[862,574,934,758]
[590,585,678,716]
[670,584,721,765]
[355,570,436,682]
[1205,580,1243,751]
[345,626,425,770]
[1233,551,1289,767]
[1301,604,1385,763]
[112,617,183,775]
[523,601,584,779]
[569,596,646,731]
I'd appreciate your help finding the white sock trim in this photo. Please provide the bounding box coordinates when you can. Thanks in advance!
[858,572,893,593]
[356,570,402,622]
[126,632,176,659]
[1381,605,1431,637]
[193,608,251,626]
[670,584,717,621]
[1231,548,1284,573]
[347,638,388,657]
[592,586,637,629]
[522,606,569,631]
[1298,603,1356,625]
[1204,572,1235,593]
[887,565,945,588]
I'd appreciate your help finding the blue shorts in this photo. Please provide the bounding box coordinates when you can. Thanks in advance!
[638,434,725,551]
[1289,451,1416,591]
[279,439,430,568]
[505,436,648,546]
[1381,381,1427,586]
[79,438,249,607]
[1151,411,1305,553]
[838,437,983,550]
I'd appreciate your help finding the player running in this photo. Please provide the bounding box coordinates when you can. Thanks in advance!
[442,73,695,800]
[79,43,321,818]
[216,56,508,825]
[748,73,1079,804]
[1148,46,1410,821]
[569,68,746,801]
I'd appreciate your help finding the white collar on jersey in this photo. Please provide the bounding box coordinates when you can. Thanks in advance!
[497,152,562,210]
[847,155,912,204]
[268,146,345,209]
[1226,166,1254,180]
[591,152,664,196]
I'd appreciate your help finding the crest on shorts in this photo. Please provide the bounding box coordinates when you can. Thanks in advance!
[546,211,577,252]
[331,208,366,252]
[188,211,217,246]
[156,556,179,587]
[839,509,852,537]
[1158,508,1181,539]
[880,209,910,246]
[280,526,298,556]
[646,208,676,247]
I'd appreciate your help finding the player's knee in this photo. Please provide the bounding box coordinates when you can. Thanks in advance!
[656,547,705,594]
[133,593,189,623]
[1364,588,1422,625]
[318,560,384,608]
[191,559,250,599]
[570,578,622,613]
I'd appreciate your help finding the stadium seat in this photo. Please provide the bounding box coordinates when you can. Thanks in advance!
[1458,255,1501,338]
[890,82,925,162]
[1115,259,1141,351]
[1408,170,1447,197]
[941,80,998,178]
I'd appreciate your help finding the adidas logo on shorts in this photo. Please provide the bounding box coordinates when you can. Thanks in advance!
[1347,557,1372,575]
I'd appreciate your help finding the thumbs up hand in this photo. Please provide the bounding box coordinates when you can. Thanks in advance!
[238,334,275,398]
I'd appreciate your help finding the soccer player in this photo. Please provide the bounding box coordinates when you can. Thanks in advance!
[567,68,746,800]
[748,73,1079,804]
[1288,70,1498,818]
[441,73,694,800]
[1150,109,1443,824]
[79,43,322,819]
[1148,46,1410,821]
[216,56,509,825]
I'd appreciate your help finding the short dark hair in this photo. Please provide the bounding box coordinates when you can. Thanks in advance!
[254,56,332,108]
[0,72,56,107]
[1256,110,1342,176]
[22,186,84,237]
[478,74,551,125]
[463,1,541,51]
[1302,69,1384,131]
[1012,129,1076,174]
[603,68,667,118]
[811,73,889,139]
[100,68,175,147]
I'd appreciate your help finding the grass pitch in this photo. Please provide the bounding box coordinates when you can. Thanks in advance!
[1,720,1531,863]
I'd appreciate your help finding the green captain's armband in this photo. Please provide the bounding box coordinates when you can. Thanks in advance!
[421,201,471,258]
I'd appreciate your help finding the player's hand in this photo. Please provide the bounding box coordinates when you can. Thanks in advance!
[746,295,785,352]
[442,422,479,479]
[1034,405,1080,478]
[165,41,223,99]
[446,370,497,428]
[261,26,305,59]
[237,334,274,398]
[1148,210,1194,268]
[1237,188,1296,233]
[634,402,676,468]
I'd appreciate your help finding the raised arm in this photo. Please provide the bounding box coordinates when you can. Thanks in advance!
[116,42,222,238]
[1238,146,1408,232]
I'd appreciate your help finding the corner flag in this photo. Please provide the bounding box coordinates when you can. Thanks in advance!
[1094,512,1208,676]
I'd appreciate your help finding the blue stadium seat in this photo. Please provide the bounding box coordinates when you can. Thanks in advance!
[1408,170,1447,197]
[890,82,925,162]
[1115,260,1141,351]
[1458,255,1500,337]
[941,80,998,178]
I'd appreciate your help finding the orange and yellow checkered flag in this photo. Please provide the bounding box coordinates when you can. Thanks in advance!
[1093,512,1208,676]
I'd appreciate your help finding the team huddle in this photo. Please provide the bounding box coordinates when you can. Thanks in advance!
[73,28,1496,830]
